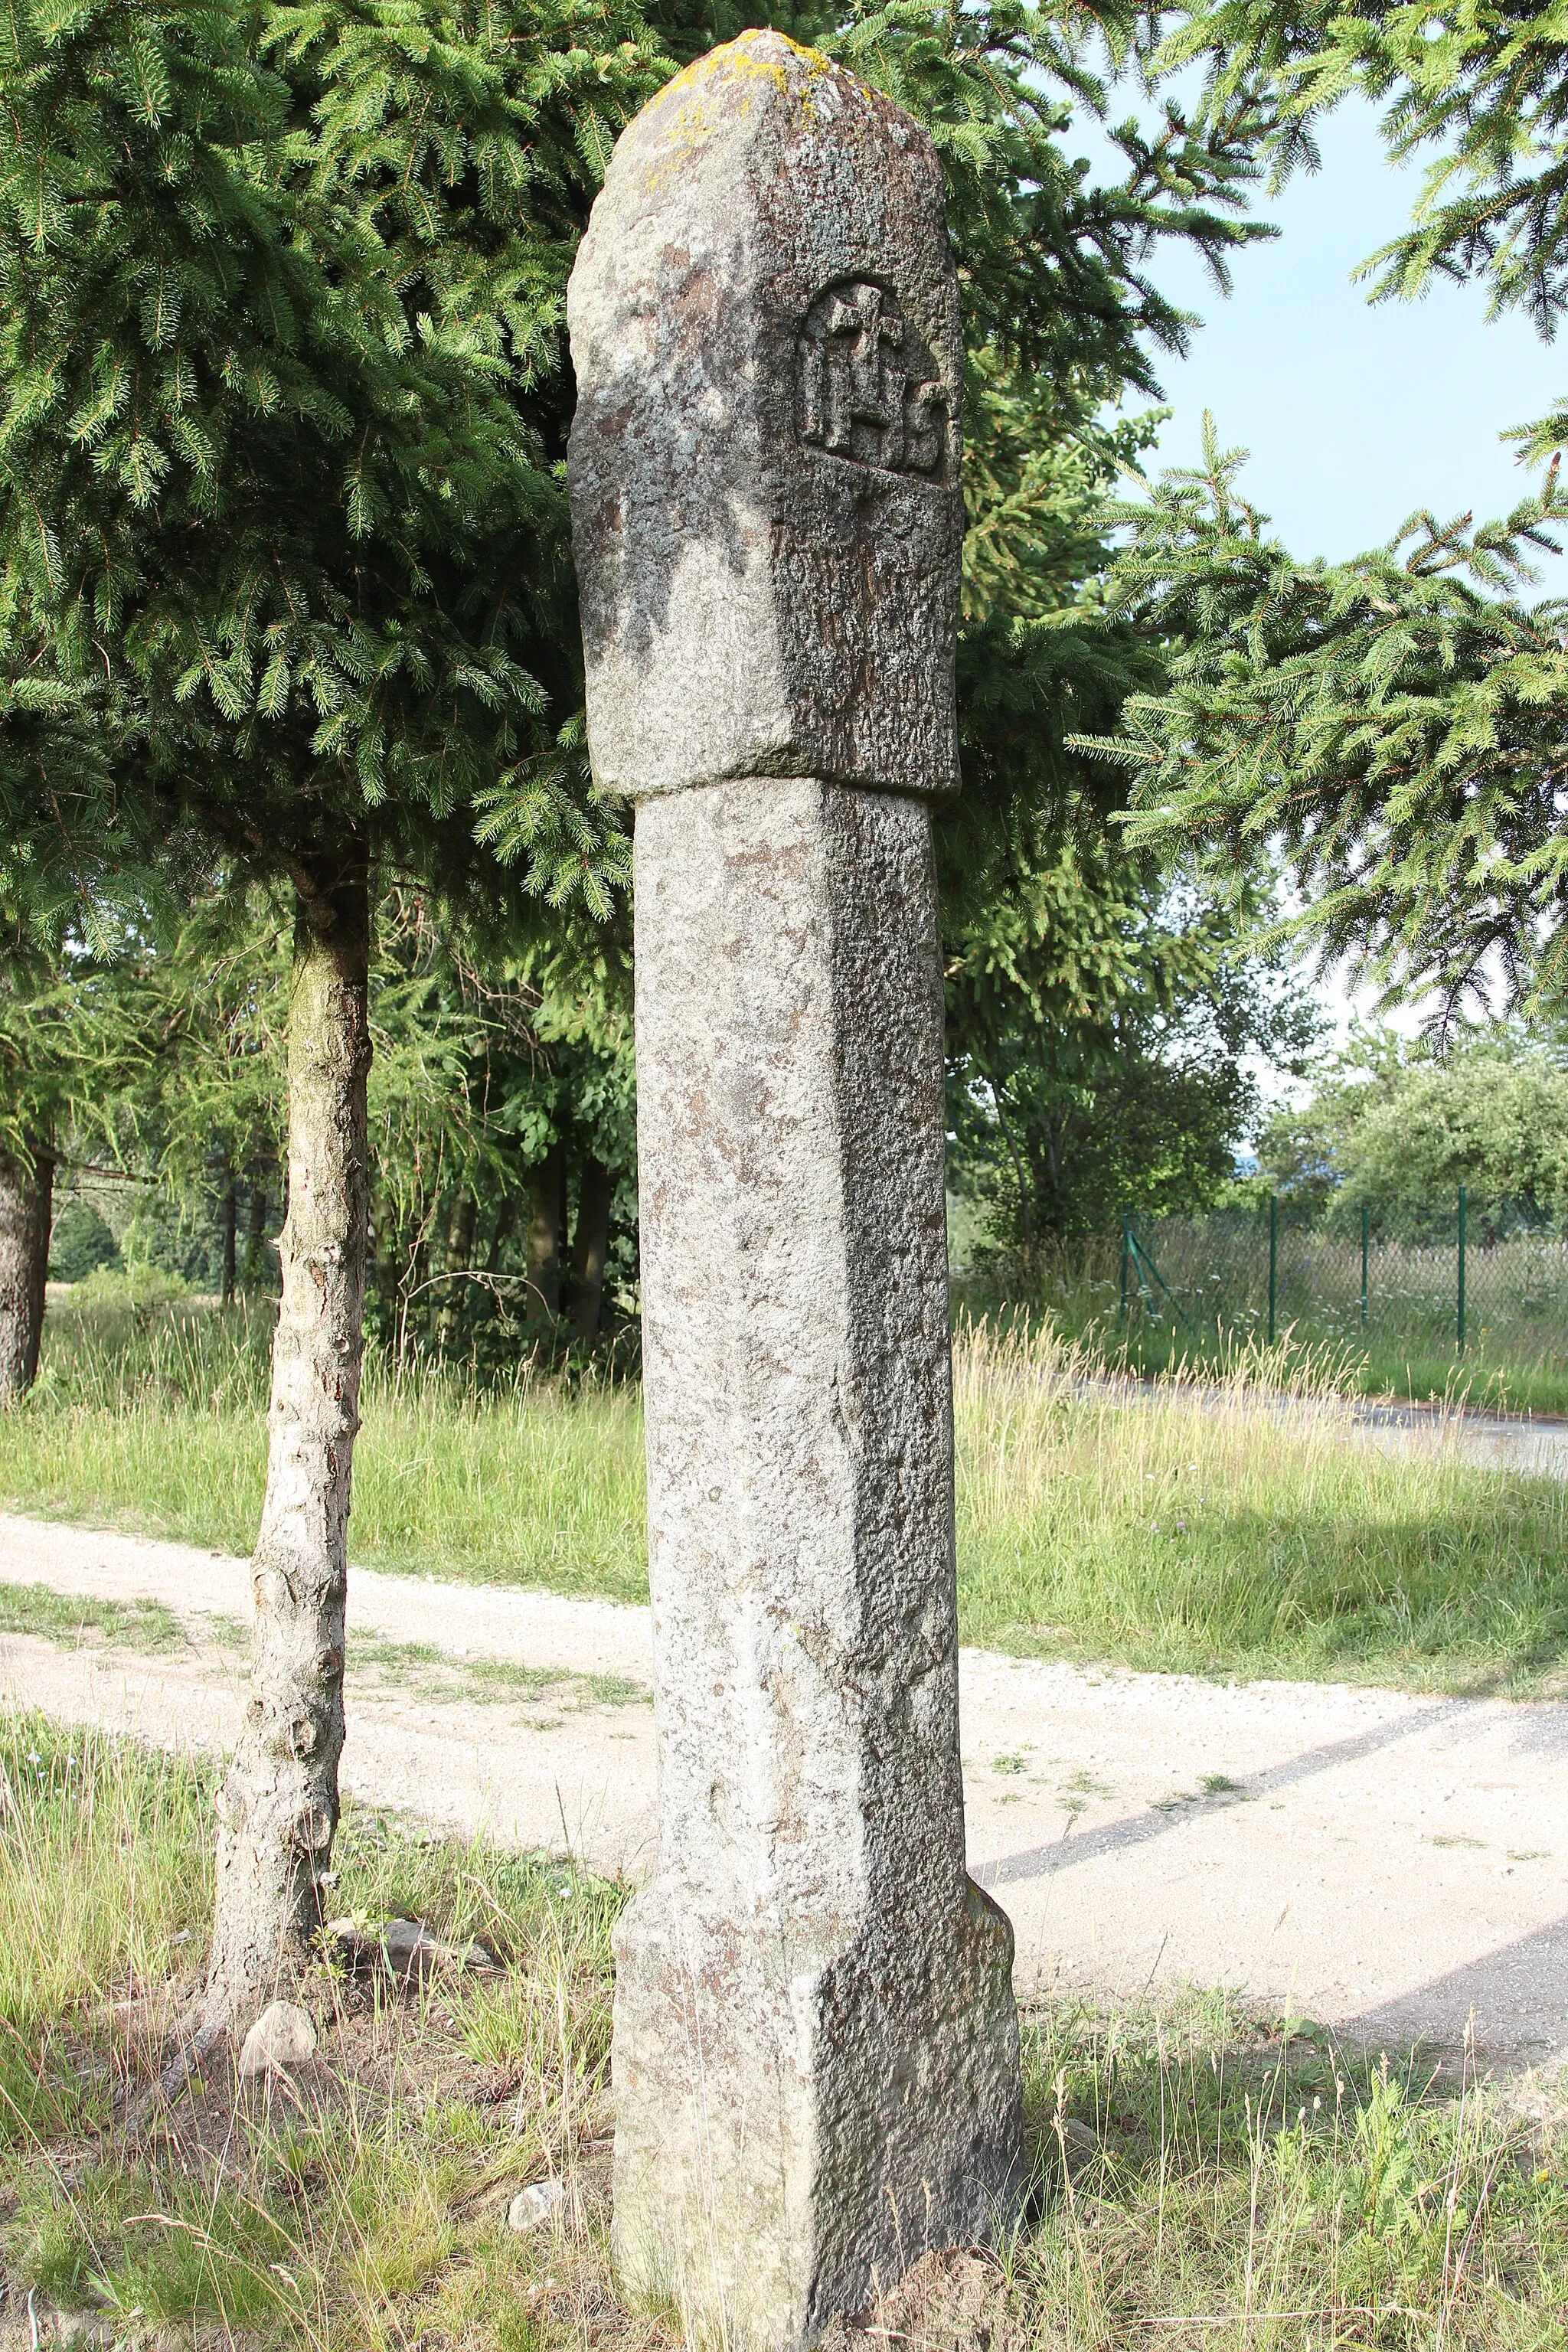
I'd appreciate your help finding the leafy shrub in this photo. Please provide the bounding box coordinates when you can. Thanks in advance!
[70,1264,191,1311]
[47,1200,120,1284]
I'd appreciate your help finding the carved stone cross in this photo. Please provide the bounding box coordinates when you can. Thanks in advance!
[567,30,1025,2352]
[818,282,905,459]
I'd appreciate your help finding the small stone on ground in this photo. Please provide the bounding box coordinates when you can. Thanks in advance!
[239,1999,318,2077]
[324,1914,496,1978]
[380,1916,495,1977]
[508,2179,567,2232]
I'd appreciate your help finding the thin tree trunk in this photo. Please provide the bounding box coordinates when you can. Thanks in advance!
[220,1155,237,1307]
[206,854,371,2027]
[0,1137,53,1402]
[369,1185,400,1332]
[241,1164,270,1292]
[527,1143,565,1318]
[485,1193,518,1275]
[435,1191,475,1354]
[987,1075,1035,1272]
[570,1155,612,1344]
[399,1187,439,1362]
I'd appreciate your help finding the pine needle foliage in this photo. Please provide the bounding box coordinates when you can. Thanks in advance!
[1095,419,1568,1018]
[1158,0,1568,334]
[1111,0,1568,1014]
[828,0,1281,395]
[0,0,1320,1070]
[0,656,185,1173]
[0,0,662,906]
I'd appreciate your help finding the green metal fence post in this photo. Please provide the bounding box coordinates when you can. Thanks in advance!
[1268,1194,1278,1348]
[1119,1212,1130,1323]
[1361,1201,1369,1332]
[1458,1185,1467,1355]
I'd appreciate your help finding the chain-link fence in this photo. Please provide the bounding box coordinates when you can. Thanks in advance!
[1119,1194,1568,1379]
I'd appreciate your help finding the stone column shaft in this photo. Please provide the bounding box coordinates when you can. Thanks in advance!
[616,775,1021,2344]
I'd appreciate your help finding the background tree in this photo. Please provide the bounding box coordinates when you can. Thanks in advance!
[937,328,1315,1264]
[44,875,642,1364]
[358,903,636,1363]
[100,894,289,1301]
[949,863,1316,1254]
[1,964,70,1399]
[1099,418,1568,1018]
[1254,1026,1568,1238]
[1104,0,1568,1014]
[0,663,166,1396]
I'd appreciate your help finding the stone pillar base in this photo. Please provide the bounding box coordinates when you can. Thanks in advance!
[611,1877,1024,2351]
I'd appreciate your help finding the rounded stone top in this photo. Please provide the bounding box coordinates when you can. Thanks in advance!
[606,29,934,207]
[567,31,963,803]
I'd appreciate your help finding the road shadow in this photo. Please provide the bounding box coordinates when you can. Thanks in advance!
[1338,1910,1568,2075]
[973,1695,1485,1891]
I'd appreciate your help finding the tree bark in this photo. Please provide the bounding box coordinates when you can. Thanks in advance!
[241,1164,270,1292]
[570,1155,612,1344]
[206,854,371,2026]
[220,1155,237,1307]
[0,1138,53,1403]
[527,1143,565,1318]
[485,1192,518,1275]
[435,1190,476,1354]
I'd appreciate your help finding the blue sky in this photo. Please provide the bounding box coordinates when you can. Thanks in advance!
[1112,96,1568,592]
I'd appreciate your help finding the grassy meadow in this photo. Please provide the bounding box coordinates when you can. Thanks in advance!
[5,1289,1568,1694]
[3,1710,1563,2352]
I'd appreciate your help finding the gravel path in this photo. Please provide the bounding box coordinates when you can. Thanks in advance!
[3,1511,1566,2076]
[1302,1394,1568,1480]
[1086,1371,1568,1479]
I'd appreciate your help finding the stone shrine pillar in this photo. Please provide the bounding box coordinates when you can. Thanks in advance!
[567,31,1025,2349]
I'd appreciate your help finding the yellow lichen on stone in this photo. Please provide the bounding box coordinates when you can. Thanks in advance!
[629,27,841,190]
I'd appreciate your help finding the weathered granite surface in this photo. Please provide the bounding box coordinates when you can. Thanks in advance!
[618,780,1024,2347]
[567,27,964,802]
[567,30,1024,2350]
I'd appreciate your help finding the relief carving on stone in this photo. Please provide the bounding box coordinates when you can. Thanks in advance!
[797,278,949,479]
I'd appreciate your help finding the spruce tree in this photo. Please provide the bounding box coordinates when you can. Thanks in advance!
[1107,0,1568,1012]
[1100,423,1568,1018]
[0,0,658,2021]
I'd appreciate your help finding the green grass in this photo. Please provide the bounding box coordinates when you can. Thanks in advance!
[351,1629,648,1712]
[1361,1351,1568,1419]
[8,1290,648,1597]
[951,1325,1568,1695]
[0,1580,190,1651]
[1111,1323,1568,1420]
[2,1713,1563,2352]
[0,1573,646,1714]
[7,1294,1568,1694]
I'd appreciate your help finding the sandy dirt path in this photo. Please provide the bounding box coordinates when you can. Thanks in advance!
[3,1511,1566,2075]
